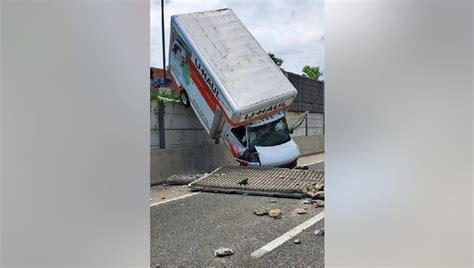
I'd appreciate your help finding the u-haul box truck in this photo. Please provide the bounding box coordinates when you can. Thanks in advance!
[168,8,300,168]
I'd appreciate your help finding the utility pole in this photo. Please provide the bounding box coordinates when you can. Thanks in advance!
[161,0,166,82]
[159,0,166,149]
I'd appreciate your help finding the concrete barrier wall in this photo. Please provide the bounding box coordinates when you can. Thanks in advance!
[150,143,237,185]
[293,135,325,156]
[150,134,324,184]
[151,101,324,148]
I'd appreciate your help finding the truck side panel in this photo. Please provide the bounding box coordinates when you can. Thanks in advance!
[173,9,298,125]
[169,25,214,133]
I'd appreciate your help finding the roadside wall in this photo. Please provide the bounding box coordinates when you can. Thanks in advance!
[150,101,216,149]
[150,134,324,184]
[150,143,237,185]
[285,71,324,114]
[151,101,323,148]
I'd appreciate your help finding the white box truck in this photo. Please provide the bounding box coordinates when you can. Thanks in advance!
[169,8,301,168]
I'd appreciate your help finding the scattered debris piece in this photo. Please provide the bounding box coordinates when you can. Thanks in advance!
[303,181,325,198]
[293,239,301,244]
[313,200,325,208]
[314,191,325,200]
[268,209,283,218]
[253,208,269,216]
[295,166,309,170]
[238,178,248,185]
[295,208,307,214]
[167,174,202,185]
[214,247,234,257]
[161,197,166,200]
[314,228,325,236]
[269,200,277,203]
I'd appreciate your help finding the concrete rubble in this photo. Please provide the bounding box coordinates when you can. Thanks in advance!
[253,208,269,216]
[312,191,324,200]
[166,174,202,185]
[214,247,234,257]
[314,228,325,236]
[312,200,325,208]
[303,180,324,199]
[295,208,307,214]
[268,209,283,219]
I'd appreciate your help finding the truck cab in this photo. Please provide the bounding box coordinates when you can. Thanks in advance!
[222,111,300,168]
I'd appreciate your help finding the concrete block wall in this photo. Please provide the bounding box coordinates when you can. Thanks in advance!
[151,101,324,149]
[285,71,324,114]
[150,101,217,148]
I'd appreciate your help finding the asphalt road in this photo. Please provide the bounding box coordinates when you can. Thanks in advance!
[150,193,324,267]
[150,161,325,267]
[309,161,324,171]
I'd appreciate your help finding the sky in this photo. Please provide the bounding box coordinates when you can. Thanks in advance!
[150,0,324,76]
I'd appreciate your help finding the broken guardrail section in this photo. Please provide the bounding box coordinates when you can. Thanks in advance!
[189,166,324,199]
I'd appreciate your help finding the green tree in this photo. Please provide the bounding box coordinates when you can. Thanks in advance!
[268,52,283,67]
[302,65,322,80]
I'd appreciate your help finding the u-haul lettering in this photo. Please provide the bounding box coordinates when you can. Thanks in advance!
[193,56,221,103]
[243,101,288,121]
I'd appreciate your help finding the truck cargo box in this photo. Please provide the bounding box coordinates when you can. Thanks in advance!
[169,8,298,130]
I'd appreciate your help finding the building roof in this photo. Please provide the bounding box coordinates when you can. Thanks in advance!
[150,67,179,92]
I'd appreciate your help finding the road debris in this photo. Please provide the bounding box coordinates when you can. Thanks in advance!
[238,178,248,185]
[269,199,277,203]
[313,200,325,208]
[303,181,324,198]
[253,208,269,216]
[314,228,325,236]
[268,208,283,218]
[189,166,324,199]
[314,191,325,200]
[295,208,307,214]
[214,247,234,257]
[294,166,309,170]
[167,174,202,185]
[293,239,301,244]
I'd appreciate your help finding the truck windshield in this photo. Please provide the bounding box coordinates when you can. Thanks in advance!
[248,117,291,148]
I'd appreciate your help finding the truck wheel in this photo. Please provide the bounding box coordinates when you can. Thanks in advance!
[180,90,190,107]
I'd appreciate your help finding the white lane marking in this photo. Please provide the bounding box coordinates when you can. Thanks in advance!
[150,192,199,207]
[299,159,325,167]
[251,211,325,258]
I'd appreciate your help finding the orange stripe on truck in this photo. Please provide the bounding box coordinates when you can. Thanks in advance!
[188,58,217,113]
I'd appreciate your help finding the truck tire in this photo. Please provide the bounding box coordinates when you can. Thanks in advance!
[180,90,191,107]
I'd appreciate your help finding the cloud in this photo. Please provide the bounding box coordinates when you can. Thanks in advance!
[150,0,324,76]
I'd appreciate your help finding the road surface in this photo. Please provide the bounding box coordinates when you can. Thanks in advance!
[150,156,325,267]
